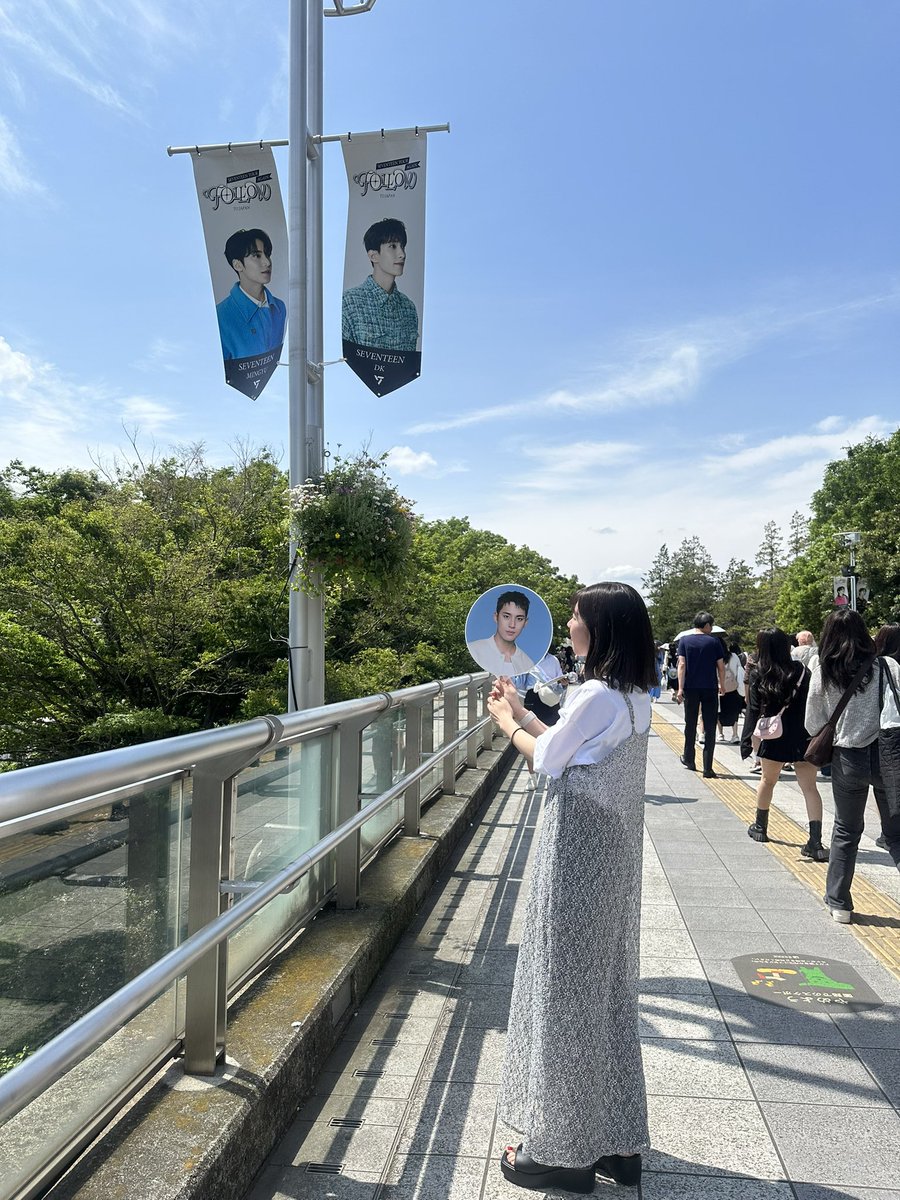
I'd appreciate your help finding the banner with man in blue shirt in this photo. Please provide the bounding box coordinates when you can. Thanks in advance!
[341,132,426,397]
[192,147,288,400]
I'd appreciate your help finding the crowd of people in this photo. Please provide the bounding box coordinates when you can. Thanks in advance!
[664,608,900,914]
[483,586,900,1194]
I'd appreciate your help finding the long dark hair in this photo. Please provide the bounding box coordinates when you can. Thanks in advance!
[818,608,876,691]
[575,582,658,691]
[874,624,900,662]
[755,628,802,712]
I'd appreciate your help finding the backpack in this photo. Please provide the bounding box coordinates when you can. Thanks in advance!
[722,656,738,693]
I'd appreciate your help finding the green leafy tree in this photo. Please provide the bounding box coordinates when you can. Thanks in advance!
[787,510,810,559]
[321,517,581,696]
[0,447,291,765]
[716,558,775,649]
[777,431,900,632]
[643,536,720,639]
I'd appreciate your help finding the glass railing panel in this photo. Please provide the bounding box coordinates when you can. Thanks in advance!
[455,689,470,768]
[418,700,442,803]
[359,709,405,858]
[0,777,187,1200]
[226,733,335,988]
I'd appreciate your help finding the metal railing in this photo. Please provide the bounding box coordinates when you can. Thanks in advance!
[0,672,491,1200]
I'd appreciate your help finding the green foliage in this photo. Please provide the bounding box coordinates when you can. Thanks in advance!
[1,448,583,758]
[321,516,582,700]
[289,449,415,594]
[0,446,291,765]
[326,647,406,703]
[0,1046,29,1077]
[644,537,721,640]
[809,432,900,625]
[717,559,775,649]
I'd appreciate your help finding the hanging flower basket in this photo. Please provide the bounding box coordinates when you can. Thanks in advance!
[288,449,415,593]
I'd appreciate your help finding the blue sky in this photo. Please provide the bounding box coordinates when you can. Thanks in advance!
[1,0,898,593]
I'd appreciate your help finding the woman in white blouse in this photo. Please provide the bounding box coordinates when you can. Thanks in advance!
[488,582,657,1194]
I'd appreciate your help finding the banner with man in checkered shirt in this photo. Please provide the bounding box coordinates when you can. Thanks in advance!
[341,132,426,397]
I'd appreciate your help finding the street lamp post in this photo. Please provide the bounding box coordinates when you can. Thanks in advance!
[287,0,379,711]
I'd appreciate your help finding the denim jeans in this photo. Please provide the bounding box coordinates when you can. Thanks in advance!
[825,742,900,912]
[683,688,719,773]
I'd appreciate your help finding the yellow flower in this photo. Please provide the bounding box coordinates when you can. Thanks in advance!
[335,532,341,539]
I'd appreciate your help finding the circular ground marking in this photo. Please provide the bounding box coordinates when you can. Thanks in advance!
[732,953,882,1011]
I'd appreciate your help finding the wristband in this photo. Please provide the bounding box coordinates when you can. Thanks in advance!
[519,711,537,729]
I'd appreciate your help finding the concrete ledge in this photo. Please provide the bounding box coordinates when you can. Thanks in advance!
[47,739,513,1200]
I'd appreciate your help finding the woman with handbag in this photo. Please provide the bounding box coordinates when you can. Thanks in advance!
[740,628,828,860]
[805,608,900,922]
[487,582,657,1194]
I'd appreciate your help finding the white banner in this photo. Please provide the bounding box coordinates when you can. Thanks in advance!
[192,147,288,400]
[341,132,426,397]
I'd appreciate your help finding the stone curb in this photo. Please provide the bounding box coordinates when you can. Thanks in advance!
[47,739,513,1200]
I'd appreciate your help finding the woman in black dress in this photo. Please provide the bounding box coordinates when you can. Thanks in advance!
[741,628,828,861]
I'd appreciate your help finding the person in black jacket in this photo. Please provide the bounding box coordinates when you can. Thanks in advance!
[741,628,828,860]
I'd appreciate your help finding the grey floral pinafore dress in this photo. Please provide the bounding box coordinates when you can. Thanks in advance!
[498,693,649,1168]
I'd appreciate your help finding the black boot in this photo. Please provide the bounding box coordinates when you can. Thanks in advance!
[748,807,770,842]
[801,819,829,861]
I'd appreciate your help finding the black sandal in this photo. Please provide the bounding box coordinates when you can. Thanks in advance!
[595,1153,642,1186]
[500,1144,596,1193]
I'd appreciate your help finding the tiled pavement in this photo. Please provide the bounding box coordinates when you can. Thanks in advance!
[245,698,900,1200]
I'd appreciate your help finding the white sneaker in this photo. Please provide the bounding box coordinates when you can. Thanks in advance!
[830,908,852,924]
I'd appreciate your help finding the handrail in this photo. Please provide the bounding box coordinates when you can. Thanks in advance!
[0,714,490,1125]
[0,675,487,828]
[0,676,489,1123]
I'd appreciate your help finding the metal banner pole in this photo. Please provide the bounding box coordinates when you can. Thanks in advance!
[288,0,312,711]
[308,0,326,705]
[288,0,380,710]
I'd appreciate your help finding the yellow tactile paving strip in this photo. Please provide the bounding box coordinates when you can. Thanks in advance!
[652,713,900,982]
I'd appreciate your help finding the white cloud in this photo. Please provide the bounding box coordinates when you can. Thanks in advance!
[455,411,898,608]
[510,441,641,493]
[816,415,843,433]
[407,342,704,435]
[385,444,467,479]
[407,288,900,438]
[0,114,47,198]
[0,2,211,114]
[120,397,178,433]
[0,335,183,469]
[386,446,438,475]
[700,416,891,477]
[134,338,186,374]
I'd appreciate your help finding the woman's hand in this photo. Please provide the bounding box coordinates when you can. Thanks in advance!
[487,693,517,737]
[490,676,526,719]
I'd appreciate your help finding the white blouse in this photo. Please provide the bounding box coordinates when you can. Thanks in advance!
[531,679,651,779]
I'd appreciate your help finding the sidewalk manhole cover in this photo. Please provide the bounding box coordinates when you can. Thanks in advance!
[732,953,882,1011]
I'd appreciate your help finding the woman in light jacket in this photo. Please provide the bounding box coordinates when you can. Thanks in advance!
[805,608,900,922]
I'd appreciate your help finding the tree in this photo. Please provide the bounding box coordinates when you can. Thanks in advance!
[777,431,900,631]
[0,448,291,765]
[643,536,720,639]
[321,517,582,695]
[755,520,784,582]
[787,511,810,560]
[716,558,774,649]
[0,453,583,763]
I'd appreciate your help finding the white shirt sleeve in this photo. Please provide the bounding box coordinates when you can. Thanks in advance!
[532,683,620,778]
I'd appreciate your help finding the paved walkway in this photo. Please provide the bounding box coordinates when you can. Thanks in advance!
[246,697,900,1200]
